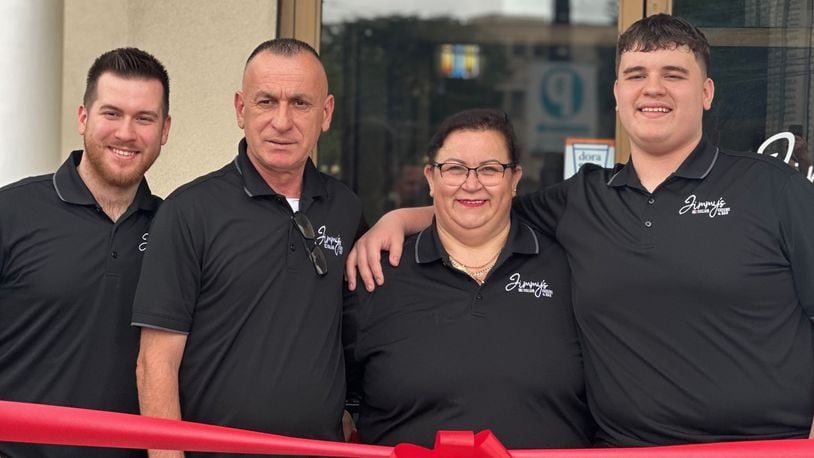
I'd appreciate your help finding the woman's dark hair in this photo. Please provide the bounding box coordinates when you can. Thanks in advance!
[426,108,518,164]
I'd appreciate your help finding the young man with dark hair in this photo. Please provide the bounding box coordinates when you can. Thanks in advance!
[132,38,364,458]
[84,47,171,118]
[348,14,814,447]
[0,47,171,457]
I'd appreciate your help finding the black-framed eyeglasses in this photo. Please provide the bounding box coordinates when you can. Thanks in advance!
[292,212,328,276]
[431,161,516,186]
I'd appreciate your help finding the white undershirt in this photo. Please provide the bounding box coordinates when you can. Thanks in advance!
[286,197,300,212]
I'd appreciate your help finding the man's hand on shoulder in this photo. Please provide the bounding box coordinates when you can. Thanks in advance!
[345,206,433,291]
[346,212,406,292]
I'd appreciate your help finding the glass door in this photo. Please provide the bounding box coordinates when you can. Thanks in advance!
[672,0,814,176]
[318,0,620,220]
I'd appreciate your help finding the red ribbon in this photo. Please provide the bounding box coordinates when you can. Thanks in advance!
[0,400,390,456]
[389,430,814,458]
[2,400,813,457]
[390,431,510,458]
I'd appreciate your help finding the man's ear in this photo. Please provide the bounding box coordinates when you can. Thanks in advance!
[321,94,335,132]
[77,104,89,135]
[234,91,246,129]
[703,78,715,111]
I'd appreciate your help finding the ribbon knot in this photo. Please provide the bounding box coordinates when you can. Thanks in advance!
[390,430,511,458]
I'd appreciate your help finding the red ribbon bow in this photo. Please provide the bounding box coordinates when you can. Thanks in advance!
[391,431,510,458]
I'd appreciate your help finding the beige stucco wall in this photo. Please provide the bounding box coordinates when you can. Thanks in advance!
[61,0,278,197]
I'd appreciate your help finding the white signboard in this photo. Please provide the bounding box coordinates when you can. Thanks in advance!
[564,138,615,179]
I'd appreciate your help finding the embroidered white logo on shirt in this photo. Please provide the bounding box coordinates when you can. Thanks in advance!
[316,225,344,256]
[678,194,730,218]
[138,232,149,252]
[505,273,553,298]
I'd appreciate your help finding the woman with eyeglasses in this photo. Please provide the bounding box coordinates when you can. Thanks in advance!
[346,108,594,448]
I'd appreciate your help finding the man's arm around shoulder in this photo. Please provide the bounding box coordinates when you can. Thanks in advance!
[345,206,433,292]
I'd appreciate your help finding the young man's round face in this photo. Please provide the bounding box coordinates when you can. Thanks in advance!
[614,45,714,159]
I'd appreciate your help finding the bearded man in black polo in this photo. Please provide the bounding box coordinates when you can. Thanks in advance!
[0,47,171,458]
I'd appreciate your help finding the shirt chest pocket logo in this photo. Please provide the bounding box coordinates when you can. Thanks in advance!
[138,232,149,252]
[678,194,731,218]
[315,225,344,256]
[504,272,553,298]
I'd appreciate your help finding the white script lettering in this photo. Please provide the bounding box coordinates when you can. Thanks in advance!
[678,195,730,218]
[316,225,344,256]
[505,272,553,298]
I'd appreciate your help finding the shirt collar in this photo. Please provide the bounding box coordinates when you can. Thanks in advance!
[672,138,719,179]
[415,214,540,265]
[607,138,719,188]
[232,138,328,205]
[52,150,159,213]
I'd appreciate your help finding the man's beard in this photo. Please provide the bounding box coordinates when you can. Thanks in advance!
[82,142,156,189]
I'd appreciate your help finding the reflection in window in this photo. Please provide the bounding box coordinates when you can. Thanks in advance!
[320,1,618,220]
[675,0,814,173]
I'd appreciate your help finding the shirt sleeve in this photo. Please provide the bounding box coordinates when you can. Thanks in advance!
[343,284,363,404]
[0,216,5,278]
[512,180,570,238]
[131,198,202,333]
[0,193,11,277]
[344,213,369,404]
[777,173,814,318]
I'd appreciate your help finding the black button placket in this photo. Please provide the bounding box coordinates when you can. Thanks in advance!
[107,214,124,271]
[640,191,657,248]
[471,285,488,317]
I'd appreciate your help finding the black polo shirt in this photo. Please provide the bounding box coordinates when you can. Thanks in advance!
[349,217,593,449]
[515,138,814,446]
[0,151,158,458]
[131,139,364,457]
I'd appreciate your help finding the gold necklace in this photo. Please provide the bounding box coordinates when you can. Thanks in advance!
[449,252,500,284]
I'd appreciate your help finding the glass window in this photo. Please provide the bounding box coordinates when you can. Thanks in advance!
[320,1,619,220]
[673,0,814,175]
